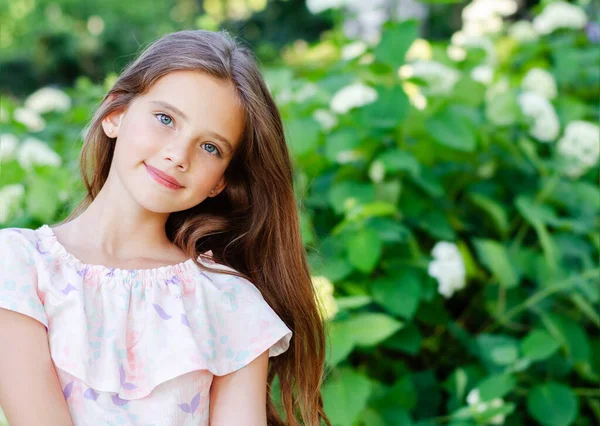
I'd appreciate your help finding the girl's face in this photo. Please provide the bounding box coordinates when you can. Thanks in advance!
[102,70,245,214]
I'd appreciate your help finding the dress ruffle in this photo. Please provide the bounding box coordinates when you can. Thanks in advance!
[2,226,293,401]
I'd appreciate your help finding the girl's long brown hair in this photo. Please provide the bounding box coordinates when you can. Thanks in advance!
[63,29,331,426]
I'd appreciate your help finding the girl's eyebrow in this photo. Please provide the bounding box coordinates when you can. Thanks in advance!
[149,100,234,153]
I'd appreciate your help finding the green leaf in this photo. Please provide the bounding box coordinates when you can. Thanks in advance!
[324,129,361,163]
[371,270,422,319]
[322,368,372,426]
[359,84,410,128]
[329,181,375,215]
[284,117,321,157]
[325,321,356,366]
[382,324,422,355]
[345,312,403,347]
[26,176,60,223]
[485,91,520,126]
[374,20,419,69]
[521,330,560,362]
[469,193,510,237]
[527,383,579,426]
[476,374,516,401]
[473,239,519,288]
[334,295,372,310]
[347,228,383,273]
[377,149,421,175]
[426,107,476,152]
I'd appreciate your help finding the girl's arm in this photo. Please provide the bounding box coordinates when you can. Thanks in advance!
[0,308,74,426]
[209,350,270,426]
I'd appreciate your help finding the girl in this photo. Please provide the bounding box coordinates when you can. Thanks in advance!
[0,29,331,426]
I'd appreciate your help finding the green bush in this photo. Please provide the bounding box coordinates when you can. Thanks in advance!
[1,1,599,425]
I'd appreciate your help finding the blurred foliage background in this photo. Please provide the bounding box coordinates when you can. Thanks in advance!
[1,0,599,425]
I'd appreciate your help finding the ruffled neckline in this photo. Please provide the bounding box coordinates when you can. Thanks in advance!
[36,224,214,280]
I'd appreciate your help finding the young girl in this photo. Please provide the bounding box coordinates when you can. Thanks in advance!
[0,29,331,426]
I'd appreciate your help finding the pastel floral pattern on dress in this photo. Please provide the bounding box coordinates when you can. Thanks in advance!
[0,226,293,426]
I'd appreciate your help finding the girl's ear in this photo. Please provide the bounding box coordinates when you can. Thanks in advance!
[209,177,227,197]
[101,110,124,139]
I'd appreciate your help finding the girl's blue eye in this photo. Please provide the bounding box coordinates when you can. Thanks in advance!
[204,143,222,157]
[156,113,174,127]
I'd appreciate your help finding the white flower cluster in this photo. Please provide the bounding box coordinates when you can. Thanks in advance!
[330,82,378,114]
[427,241,466,299]
[517,92,560,142]
[467,389,506,425]
[399,60,462,96]
[557,121,600,178]
[276,82,319,106]
[533,1,588,35]
[508,20,539,43]
[0,134,62,169]
[306,0,427,45]
[311,276,338,321]
[312,109,338,132]
[0,184,25,224]
[521,68,557,100]
[11,86,71,133]
[25,86,72,114]
[461,0,518,37]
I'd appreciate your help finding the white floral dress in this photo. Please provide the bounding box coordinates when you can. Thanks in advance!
[0,225,293,426]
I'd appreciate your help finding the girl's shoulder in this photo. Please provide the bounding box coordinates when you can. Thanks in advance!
[0,226,39,259]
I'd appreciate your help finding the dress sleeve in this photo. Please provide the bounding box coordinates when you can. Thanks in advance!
[0,228,49,330]
[205,275,293,376]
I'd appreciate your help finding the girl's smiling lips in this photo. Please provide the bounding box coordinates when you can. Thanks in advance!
[144,162,184,189]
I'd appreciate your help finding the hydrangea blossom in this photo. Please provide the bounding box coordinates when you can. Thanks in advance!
[16,137,62,169]
[0,134,19,162]
[521,68,557,100]
[508,20,539,42]
[533,1,587,35]
[399,60,461,96]
[0,184,25,224]
[330,82,378,114]
[466,389,506,425]
[517,92,560,142]
[14,107,46,132]
[312,109,338,132]
[461,0,517,37]
[427,241,466,299]
[557,121,600,178]
[25,86,72,114]
[311,276,338,320]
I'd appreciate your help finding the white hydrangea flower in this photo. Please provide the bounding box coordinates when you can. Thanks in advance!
[450,32,497,65]
[0,134,19,162]
[447,45,467,62]
[16,137,62,169]
[312,109,338,131]
[13,107,46,132]
[401,82,428,110]
[294,83,319,103]
[508,20,539,42]
[428,241,466,299]
[368,160,385,183]
[557,121,600,178]
[305,0,345,14]
[467,389,506,423]
[405,38,432,61]
[517,92,560,142]
[461,0,517,37]
[330,82,378,114]
[0,184,25,224]
[311,276,338,320]
[341,41,368,61]
[471,65,494,85]
[24,87,72,114]
[521,68,557,100]
[399,60,461,96]
[533,1,588,35]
